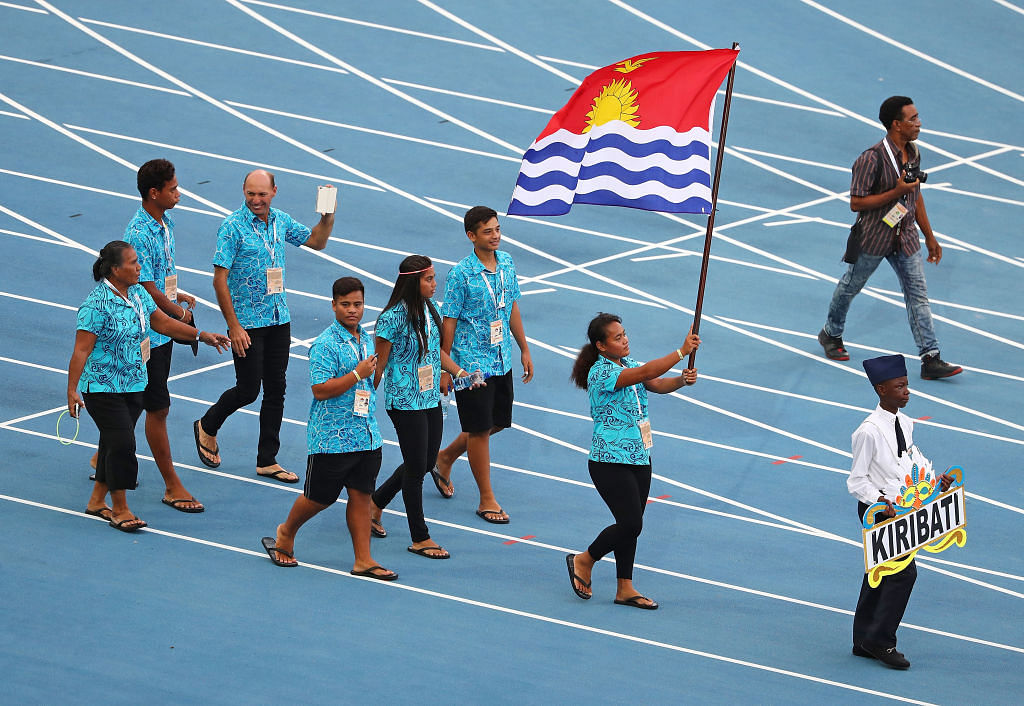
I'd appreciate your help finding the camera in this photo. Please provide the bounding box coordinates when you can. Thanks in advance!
[902,163,928,184]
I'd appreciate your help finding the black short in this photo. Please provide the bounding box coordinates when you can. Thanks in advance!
[142,341,173,412]
[303,448,382,504]
[454,370,513,433]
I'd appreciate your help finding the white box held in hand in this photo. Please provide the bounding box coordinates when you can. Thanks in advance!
[315,185,337,214]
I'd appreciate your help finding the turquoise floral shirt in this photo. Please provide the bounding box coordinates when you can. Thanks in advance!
[376,301,442,411]
[124,206,175,346]
[588,355,651,464]
[76,282,157,393]
[307,321,381,454]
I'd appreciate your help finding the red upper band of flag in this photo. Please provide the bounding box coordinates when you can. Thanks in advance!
[507,49,739,216]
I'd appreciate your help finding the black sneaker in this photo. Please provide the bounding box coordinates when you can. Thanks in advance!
[921,353,962,379]
[861,642,910,670]
[817,329,850,361]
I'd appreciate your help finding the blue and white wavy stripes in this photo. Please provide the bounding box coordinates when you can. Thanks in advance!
[508,123,714,216]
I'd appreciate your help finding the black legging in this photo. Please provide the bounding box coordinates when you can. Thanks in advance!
[84,391,144,491]
[587,460,652,580]
[372,406,443,543]
[201,322,290,467]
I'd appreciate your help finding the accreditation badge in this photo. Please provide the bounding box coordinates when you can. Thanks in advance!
[417,364,433,392]
[141,336,151,364]
[882,202,908,228]
[266,267,284,294]
[489,320,503,345]
[164,274,178,302]
[638,418,653,450]
[353,389,370,417]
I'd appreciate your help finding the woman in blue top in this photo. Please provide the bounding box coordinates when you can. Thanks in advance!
[67,241,230,532]
[565,313,700,609]
[370,255,468,559]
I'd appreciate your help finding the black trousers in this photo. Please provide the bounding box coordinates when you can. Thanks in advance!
[201,322,290,467]
[853,501,917,648]
[587,460,652,580]
[372,406,443,543]
[83,391,144,492]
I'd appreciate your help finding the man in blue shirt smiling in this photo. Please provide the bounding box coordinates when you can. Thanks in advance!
[434,206,533,524]
[195,170,334,483]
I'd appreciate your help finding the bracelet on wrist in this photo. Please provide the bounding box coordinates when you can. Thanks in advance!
[195,329,201,342]
[456,369,467,377]
[676,348,684,361]
[352,369,361,382]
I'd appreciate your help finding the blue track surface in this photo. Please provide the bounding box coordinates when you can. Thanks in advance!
[2,1,1022,703]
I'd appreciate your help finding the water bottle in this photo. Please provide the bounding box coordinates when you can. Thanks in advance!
[453,362,487,391]
[440,393,450,420]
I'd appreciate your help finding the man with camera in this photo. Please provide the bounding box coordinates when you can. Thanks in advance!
[818,96,961,380]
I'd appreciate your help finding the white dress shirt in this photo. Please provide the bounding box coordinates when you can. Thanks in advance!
[847,404,932,505]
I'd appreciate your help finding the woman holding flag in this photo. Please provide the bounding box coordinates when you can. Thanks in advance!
[566,313,699,609]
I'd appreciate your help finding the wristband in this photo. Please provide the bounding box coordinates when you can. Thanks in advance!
[676,348,684,361]
[195,329,201,342]
[352,369,361,382]
[456,369,467,377]
[180,307,190,321]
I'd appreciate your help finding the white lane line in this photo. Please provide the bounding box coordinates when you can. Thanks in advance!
[730,146,849,172]
[714,89,845,117]
[801,0,1024,104]
[222,100,522,162]
[238,0,504,52]
[607,0,1024,191]
[381,77,555,114]
[0,290,77,311]
[992,0,1024,15]
[864,287,1024,322]
[0,167,223,216]
[0,53,190,95]
[225,0,523,154]
[78,18,349,74]
[927,184,1024,208]
[0,228,68,246]
[416,0,581,84]
[0,493,954,702]
[927,146,1016,175]
[0,1,46,11]
[0,109,30,119]
[64,124,385,190]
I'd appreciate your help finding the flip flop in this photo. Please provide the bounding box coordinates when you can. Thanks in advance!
[351,565,398,581]
[84,506,113,521]
[162,497,205,513]
[109,516,147,533]
[260,536,297,567]
[614,594,659,610]
[565,554,591,600]
[408,545,450,560]
[476,508,509,524]
[370,517,387,538]
[193,420,220,468]
[256,468,300,484]
[429,466,454,499]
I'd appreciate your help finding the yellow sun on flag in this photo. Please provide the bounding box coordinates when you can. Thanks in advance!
[583,78,640,133]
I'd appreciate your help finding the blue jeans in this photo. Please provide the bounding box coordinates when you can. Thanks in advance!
[824,250,939,358]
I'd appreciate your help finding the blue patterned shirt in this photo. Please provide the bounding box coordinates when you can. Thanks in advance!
[124,206,175,346]
[588,355,651,464]
[76,282,157,393]
[212,204,311,329]
[376,300,442,410]
[441,251,521,376]
[307,321,381,454]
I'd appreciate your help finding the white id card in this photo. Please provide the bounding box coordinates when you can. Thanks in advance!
[489,320,503,345]
[417,364,433,392]
[141,336,151,364]
[882,202,908,228]
[164,274,177,302]
[315,185,337,214]
[267,267,284,294]
[353,389,370,417]
[639,418,653,450]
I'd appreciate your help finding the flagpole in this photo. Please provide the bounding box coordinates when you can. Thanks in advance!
[688,43,740,369]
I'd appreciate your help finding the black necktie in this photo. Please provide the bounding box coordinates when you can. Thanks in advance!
[895,417,907,458]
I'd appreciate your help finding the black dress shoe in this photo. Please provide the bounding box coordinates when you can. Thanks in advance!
[861,642,910,669]
[921,353,962,379]
[818,328,850,361]
[852,643,873,658]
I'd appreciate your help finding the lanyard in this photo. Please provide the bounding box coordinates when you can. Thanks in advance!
[104,280,146,334]
[255,218,278,267]
[160,219,173,272]
[628,381,644,420]
[342,327,366,383]
[480,268,505,310]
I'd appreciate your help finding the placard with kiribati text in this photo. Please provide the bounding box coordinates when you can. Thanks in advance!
[861,465,966,587]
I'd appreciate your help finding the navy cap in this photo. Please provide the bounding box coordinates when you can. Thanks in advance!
[863,354,907,386]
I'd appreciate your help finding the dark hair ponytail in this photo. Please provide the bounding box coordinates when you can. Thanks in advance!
[570,312,621,389]
[382,255,438,361]
[92,240,131,282]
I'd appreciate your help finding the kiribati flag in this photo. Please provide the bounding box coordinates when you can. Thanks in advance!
[507,49,739,216]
